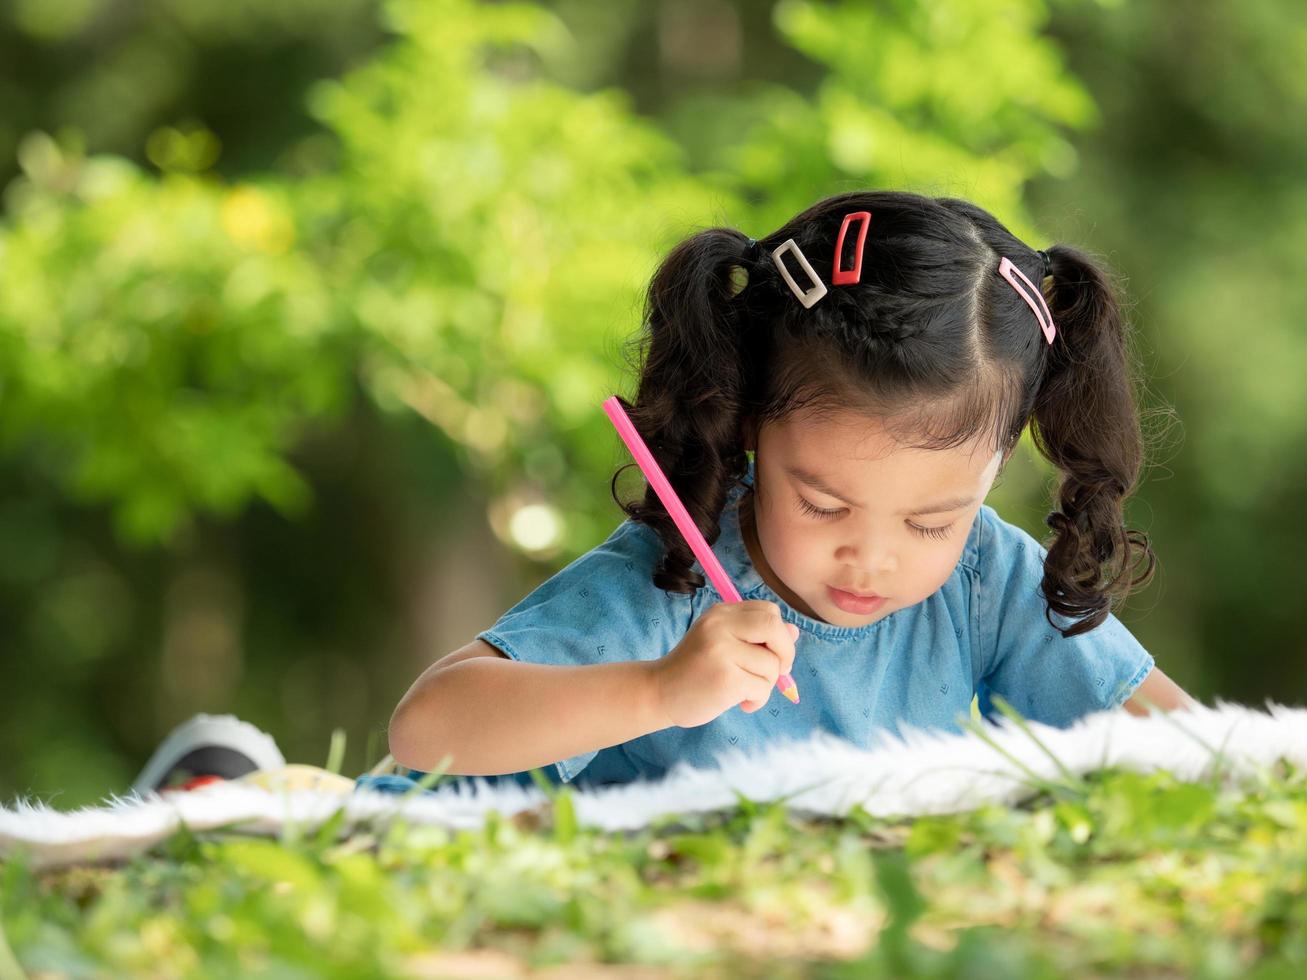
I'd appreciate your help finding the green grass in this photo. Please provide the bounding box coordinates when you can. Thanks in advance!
[5,707,1307,978]
[5,767,1307,977]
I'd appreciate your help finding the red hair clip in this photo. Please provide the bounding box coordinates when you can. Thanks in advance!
[832,211,872,285]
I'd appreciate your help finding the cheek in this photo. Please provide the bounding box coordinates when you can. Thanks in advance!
[754,510,820,575]
[922,549,960,585]
[759,518,807,566]
[917,539,969,587]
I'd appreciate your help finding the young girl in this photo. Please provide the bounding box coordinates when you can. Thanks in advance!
[373,189,1197,795]
[132,190,1199,801]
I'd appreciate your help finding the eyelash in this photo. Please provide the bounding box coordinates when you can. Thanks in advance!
[795,496,955,539]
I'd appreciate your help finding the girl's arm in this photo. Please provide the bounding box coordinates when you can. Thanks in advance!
[387,639,668,775]
[1122,666,1198,716]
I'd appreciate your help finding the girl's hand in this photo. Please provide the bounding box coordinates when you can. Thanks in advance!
[647,600,799,729]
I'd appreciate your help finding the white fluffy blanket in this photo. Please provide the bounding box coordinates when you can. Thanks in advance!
[2,699,1299,871]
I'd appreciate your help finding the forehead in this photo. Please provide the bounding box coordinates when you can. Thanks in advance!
[766,411,999,485]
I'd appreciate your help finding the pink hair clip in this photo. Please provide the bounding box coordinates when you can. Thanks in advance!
[998,256,1056,345]
[832,211,872,285]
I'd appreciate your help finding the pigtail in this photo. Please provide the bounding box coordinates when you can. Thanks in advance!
[1029,245,1158,637]
[609,228,758,594]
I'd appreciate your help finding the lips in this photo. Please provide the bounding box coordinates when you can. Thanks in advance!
[827,586,888,615]
[835,587,882,599]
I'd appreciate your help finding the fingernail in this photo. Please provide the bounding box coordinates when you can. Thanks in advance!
[787,623,800,639]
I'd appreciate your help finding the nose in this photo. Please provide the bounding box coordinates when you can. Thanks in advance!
[835,537,898,574]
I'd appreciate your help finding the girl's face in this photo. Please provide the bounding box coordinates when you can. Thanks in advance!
[740,411,1006,627]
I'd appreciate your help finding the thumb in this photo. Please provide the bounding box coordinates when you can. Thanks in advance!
[786,623,800,641]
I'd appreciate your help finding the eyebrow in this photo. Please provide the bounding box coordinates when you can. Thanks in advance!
[784,465,978,516]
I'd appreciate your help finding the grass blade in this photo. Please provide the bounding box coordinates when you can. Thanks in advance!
[325,728,347,776]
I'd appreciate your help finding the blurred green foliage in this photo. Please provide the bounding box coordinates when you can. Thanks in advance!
[0,0,1300,806]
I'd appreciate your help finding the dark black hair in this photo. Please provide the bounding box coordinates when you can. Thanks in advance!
[610,189,1163,637]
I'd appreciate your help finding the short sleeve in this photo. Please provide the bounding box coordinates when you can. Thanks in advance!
[975,506,1155,729]
[475,518,693,782]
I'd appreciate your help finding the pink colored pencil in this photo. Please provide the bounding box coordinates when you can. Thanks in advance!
[602,395,800,705]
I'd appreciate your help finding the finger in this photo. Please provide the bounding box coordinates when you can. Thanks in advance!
[764,612,799,672]
[779,622,798,672]
[734,646,782,685]
[737,630,794,676]
[728,601,786,644]
[737,686,769,713]
[728,612,796,671]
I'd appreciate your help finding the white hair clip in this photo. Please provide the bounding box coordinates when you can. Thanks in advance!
[771,238,828,309]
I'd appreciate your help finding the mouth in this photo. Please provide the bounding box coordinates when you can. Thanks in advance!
[827,586,888,614]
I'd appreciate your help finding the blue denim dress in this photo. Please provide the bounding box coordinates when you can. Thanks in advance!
[357,456,1153,796]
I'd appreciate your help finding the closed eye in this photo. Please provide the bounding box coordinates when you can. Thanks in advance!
[794,496,955,539]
